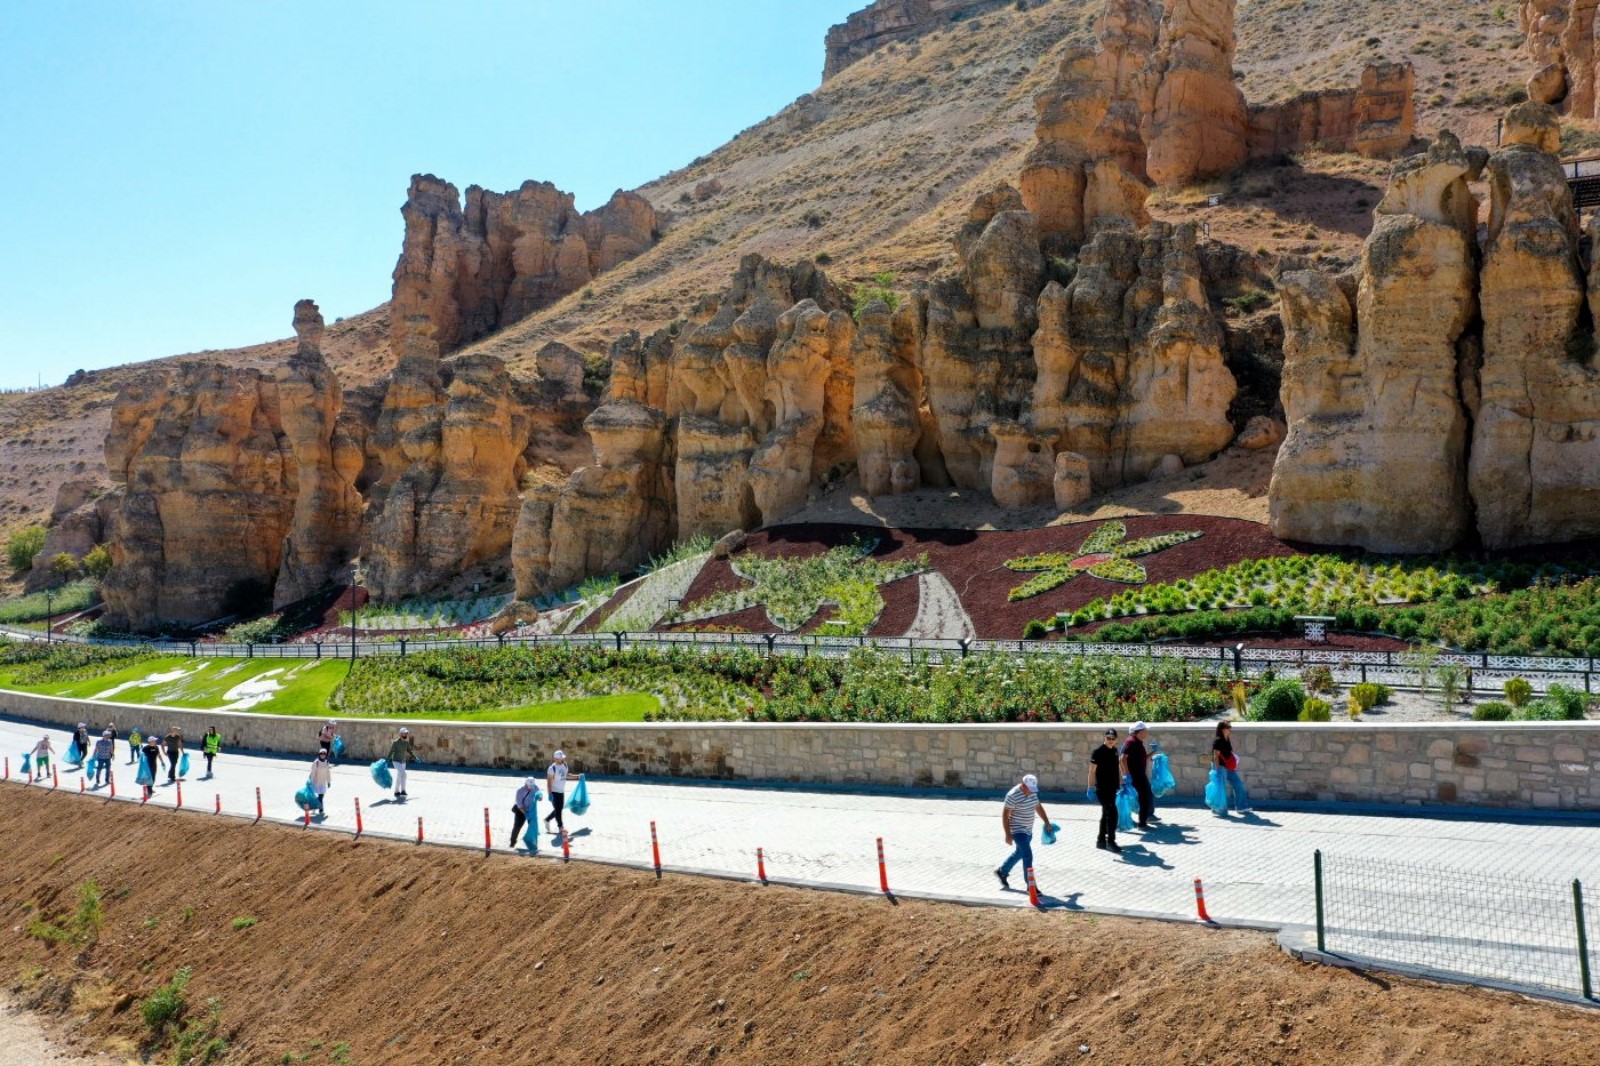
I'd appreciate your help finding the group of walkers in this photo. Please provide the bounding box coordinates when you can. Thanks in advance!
[28,723,222,800]
[998,721,1252,891]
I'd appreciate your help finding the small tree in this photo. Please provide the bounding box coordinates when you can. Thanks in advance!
[1503,676,1533,708]
[82,544,113,581]
[1403,644,1440,696]
[49,552,80,582]
[1437,662,1466,712]
[5,525,46,572]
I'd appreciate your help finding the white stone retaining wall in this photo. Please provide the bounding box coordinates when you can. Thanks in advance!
[1,688,1594,810]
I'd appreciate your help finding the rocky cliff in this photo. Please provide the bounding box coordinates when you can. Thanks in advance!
[823,0,1014,79]
[1271,104,1600,552]
[1521,0,1600,116]
[392,175,657,356]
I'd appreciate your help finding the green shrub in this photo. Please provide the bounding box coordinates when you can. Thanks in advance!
[851,272,902,320]
[1546,683,1589,720]
[0,581,101,625]
[1297,697,1331,722]
[1503,677,1533,707]
[1022,619,1049,640]
[141,966,193,1040]
[1301,665,1334,695]
[5,525,45,572]
[1516,699,1566,721]
[82,544,113,580]
[1249,678,1307,722]
[1347,682,1391,713]
[1472,701,1513,721]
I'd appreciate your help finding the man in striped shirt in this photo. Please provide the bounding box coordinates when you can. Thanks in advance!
[995,773,1053,891]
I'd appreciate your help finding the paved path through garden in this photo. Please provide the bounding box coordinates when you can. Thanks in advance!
[3,716,1596,997]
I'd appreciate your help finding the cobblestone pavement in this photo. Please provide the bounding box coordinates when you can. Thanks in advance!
[4,717,1597,994]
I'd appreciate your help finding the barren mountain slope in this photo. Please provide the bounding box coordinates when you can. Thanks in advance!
[0,1,1549,543]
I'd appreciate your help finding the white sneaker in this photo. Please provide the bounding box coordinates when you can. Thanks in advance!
[1238,807,1253,814]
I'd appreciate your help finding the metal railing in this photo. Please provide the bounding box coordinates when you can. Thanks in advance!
[4,623,1599,695]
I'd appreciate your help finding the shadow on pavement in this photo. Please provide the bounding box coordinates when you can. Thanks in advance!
[1138,822,1200,846]
[1116,844,1172,870]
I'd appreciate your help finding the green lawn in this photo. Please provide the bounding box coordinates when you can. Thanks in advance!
[0,654,657,722]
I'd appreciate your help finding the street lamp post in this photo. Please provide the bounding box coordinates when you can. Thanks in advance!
[44,588,53,644]
[349,564,362,661]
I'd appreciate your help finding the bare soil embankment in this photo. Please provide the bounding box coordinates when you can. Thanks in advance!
[2,787,1597,1065]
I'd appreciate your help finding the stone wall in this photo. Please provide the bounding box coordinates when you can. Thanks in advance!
[5,688,1594,810]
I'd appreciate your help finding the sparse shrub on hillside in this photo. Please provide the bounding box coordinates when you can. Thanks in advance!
[581,351,611,396]
[82,544,112,580]
[814,252,834,265]
[1046,255,1077,288]
[851,271,902,320]
[141,967,193,1041]
[5,524,45,572]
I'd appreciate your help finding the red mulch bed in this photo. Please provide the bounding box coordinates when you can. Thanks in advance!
[870,574,920,636]
[661,517,1296,639]
[576,581,639,634]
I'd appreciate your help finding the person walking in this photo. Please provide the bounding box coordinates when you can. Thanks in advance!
[994,773,1052,890]
[139,733,162,800]
[91,730,113,788]
[1120,721,1156,830]
[386,727,416,799]
[105,722,117,764]
[1088,728,1123,853]
[308,749,333,814]
[127,727,142,765]
[71,722,91,765]
[543,750,569,837]
[1211,722,1253,814]
[164,727,184,784]
[30,735,54,780]
[201,726,221,778]
[510,773,539,848]
[317,721,338,760]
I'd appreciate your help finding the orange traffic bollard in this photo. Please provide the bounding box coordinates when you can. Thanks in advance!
[1194,878,1214,923]
[354,797,363,838]
[876,837,891,895]
[756,847,768,885]
[255,787,263,822]
[417,817,424,844]
[303,804,310,828]
[561,829,571,863]
[79,776,85,793]
[215,793,221,815]
[108,772,115,799]
[484,807,492,855]
[1025,866,1041,908]
[650,820,662,878]
[3,757,7,780]
[52,765,59,789]
[175,781,183,809]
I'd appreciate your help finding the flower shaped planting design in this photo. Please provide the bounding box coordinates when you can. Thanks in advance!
[1004,521,1203,601]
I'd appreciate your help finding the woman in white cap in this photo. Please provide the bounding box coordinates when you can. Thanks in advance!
[543,750,569,837]
[386,727,416,799]
[317,720,338,761]
[307,748,333,814]
[994,772,1052,891]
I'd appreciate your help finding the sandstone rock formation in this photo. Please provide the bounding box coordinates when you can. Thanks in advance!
[273,301,364,608]
[823,0,1012,79]
[1470,103,1600,548]
[391,175,657,356]
[24,480,114,593]
[1247,62,1416,161]
[1270,133,1482,552]
[1521,0,1600,117]
[101,362,298,630]
[1142,0,1250,186]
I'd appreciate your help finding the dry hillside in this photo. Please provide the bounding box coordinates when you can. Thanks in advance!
[0,0,1551,548]
[4,788,1598,1065]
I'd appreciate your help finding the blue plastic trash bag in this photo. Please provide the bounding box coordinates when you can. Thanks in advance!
[86,756,99,777]
[370,759,393,789]
[332,735,345,759]
[135,759,154,787]
[1205,767,1229,813]
[178,752,191,777]
[1151,752,1176,798]
[567,773,590,815]
[66,741,83,766]
[1116,782,1137,832]
[20,753,30,776]
[523,818,539,853]
[294,783,317,810]
[1041,821,1058,846]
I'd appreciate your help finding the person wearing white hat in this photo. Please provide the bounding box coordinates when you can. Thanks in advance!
[91,730,114,788]
[1120,721,1157,830]
[71,722,91,765]
[994,772,1052,891]
[317,720,339,761]
[543,750,570,837]
[386,727,417,799]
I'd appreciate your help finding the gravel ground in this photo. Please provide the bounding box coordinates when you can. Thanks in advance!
[0,1000,114,1065]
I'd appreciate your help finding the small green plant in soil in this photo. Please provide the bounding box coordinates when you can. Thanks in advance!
[141,966,193,1042]
[231,916,258,931]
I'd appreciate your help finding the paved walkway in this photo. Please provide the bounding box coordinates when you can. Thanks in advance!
[4,716,1598,998]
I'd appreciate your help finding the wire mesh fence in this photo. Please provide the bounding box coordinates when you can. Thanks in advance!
[1318,851,1595,999]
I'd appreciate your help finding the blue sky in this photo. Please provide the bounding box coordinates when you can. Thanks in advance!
[0,0,863,388]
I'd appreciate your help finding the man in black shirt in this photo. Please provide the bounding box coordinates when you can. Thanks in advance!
[1121,721,1156,830]
[1087,728,1123,853]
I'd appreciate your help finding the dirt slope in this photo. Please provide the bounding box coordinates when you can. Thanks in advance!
[0,2,1546,540]
[2,787,1597,1065]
